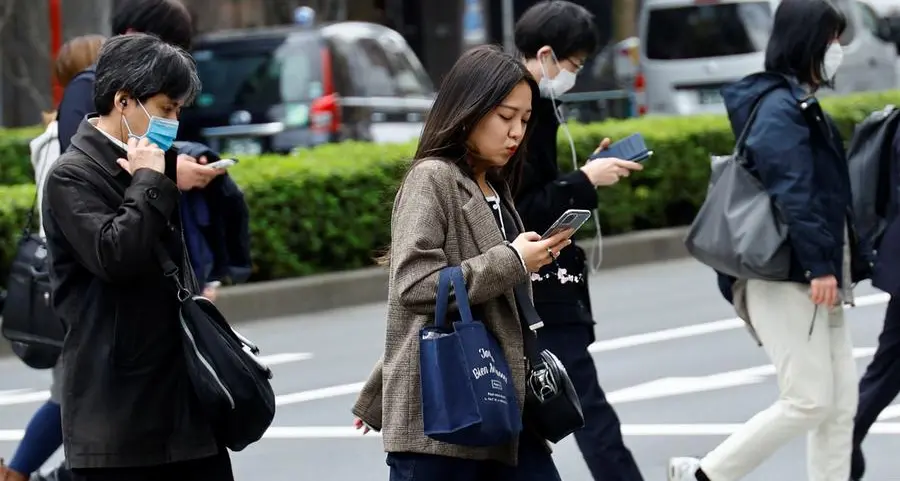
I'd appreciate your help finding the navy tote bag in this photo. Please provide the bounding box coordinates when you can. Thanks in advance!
[419,266,522,446]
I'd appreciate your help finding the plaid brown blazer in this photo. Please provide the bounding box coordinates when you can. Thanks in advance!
[352,158,534,465]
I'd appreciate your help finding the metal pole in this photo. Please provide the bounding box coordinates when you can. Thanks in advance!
[501,0,514,53]
[49,0,63,105]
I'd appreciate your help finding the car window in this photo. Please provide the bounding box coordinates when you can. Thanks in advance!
[377,32,434,97]
[192,38,323,110]
[352,37,397,97]
[644,1,773,60]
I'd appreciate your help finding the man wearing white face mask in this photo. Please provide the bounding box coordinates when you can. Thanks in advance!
[513,2,645,481]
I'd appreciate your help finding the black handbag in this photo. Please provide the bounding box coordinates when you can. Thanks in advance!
[513,285,585,443]
[155,245,276,451]
[1,193,66,370]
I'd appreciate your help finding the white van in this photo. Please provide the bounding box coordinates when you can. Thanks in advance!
[636,0,898,116]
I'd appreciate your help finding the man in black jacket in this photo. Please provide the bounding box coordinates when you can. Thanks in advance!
[514,2,645,481]
[42,33,231,481]
[6,2,249,479]
[851,126,900,481]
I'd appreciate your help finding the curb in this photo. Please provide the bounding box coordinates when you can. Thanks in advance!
[216,226,690,322]
[1,227,690,359]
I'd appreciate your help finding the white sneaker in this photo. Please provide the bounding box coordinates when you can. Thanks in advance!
[668,457,702,481]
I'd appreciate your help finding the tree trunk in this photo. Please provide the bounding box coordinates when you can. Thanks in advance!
[0,0,113,127]
[613,0,637,40]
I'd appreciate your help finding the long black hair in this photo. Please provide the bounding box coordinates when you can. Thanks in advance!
[764,0,847,89]
[376,45,539,266]
[412,44,540,191]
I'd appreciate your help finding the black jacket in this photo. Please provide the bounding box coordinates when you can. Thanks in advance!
[515,98,598,325]
[42,120,218,469]
[717,73,873,302]
[872,130,900,296]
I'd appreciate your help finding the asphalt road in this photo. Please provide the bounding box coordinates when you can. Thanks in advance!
[1,258,898,480]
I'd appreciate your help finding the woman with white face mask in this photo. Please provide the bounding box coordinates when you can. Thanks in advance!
[512,2,645,481]
[669,0,875,480]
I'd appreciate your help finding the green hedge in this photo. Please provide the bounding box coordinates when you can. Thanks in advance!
[0,126,42,185]
[1,90,899,285]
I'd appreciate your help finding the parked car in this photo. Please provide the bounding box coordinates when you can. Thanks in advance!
[635,0,898,116]
[178,21,435,155]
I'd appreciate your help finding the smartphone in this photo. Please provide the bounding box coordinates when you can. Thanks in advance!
[541,209,592,240]
[207,158,238,170]
[589,133,652,163]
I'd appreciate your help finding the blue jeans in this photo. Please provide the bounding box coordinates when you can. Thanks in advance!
[386,431,560,481]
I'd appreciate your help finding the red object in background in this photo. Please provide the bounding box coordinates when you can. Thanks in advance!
[49,0,63,105]
[309,47,341,135]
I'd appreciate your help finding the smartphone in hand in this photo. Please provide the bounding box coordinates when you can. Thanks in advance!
[542,209,592,240]
[207,158,238,170]
[589,133,652,163]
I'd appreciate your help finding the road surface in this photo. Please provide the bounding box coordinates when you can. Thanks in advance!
[1,258,897,480]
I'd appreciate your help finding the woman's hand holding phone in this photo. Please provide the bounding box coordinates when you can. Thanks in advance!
[512,230,574,272]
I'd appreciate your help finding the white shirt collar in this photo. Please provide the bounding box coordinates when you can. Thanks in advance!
[88,117,129,151]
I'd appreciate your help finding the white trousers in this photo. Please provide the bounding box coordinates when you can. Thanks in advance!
[700,279,858,481]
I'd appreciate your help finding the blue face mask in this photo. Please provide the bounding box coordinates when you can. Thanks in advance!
[122,100,180,151]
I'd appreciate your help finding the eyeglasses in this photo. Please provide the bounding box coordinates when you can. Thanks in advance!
[569,59,586,74]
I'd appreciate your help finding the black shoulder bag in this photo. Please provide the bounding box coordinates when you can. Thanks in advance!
[514,285,586,443]
[155,245,276,451]
[1,191,66,370]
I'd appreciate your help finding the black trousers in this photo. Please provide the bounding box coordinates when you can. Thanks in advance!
[852,295,900,480]
[386,430,559,481]
[70,448,233,481]
[539,324,644,481]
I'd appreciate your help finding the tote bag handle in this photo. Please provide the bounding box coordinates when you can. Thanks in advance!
[433,266,475,328]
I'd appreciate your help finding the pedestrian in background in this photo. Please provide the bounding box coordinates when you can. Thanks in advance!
[513,2,644,480]
[850,96,900,481]
[57,0,226,236]
[353,44,575,481]
[42,33,232,481]
[669,0,873,479]
[0,33,105,481]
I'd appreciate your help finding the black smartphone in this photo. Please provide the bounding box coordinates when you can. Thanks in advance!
[589,133,652,163]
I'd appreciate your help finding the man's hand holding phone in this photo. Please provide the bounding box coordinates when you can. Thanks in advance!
[580,137,643,187]
[511,230,574,272]
[177,153,224,191]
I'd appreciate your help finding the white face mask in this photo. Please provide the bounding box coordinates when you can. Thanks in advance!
[538,51,577,98]
[822,42,843,81]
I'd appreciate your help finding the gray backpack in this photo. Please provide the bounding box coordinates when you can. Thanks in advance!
[846,105,900,249]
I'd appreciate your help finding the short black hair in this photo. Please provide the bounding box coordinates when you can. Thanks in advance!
[112,0,193,50]
[764,0,847,88]
[514,0,600,60]
[93,33,201,115]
